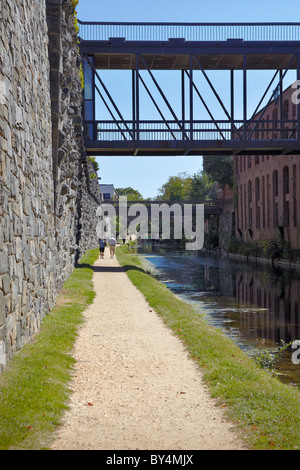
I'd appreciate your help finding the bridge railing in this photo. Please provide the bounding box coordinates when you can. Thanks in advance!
[78,20,300,42]
[84,119,298,141]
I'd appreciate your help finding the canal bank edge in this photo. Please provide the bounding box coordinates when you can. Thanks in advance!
[225,251,300,272]
[116,244,300,450]
[201,247,300,272]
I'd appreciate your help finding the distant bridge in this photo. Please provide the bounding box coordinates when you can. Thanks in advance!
[106,199,223,216]
[79,21,300,157]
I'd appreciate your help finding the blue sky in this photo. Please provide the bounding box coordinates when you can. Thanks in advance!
[77,0,298,198]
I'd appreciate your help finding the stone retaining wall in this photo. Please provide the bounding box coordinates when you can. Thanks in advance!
[0,0,100,369]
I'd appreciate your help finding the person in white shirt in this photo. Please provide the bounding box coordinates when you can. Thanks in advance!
[108,237,116,258]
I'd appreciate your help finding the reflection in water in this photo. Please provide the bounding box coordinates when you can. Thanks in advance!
[138,246,300,387]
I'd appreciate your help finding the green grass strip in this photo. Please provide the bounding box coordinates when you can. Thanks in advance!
[116,244,300,450]
[0,249,99,450]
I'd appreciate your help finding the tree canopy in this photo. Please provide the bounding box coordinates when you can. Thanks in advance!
[116,187,144,201]
[157,171,218,202]
[202,155,233,188]
[157,172,192,202]
[189,171,218,201]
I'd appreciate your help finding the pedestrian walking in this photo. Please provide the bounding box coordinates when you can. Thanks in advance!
[108,236,116,258]
[99,239,105,259]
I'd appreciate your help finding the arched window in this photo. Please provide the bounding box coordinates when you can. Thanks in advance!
[261,120,265,139]
[255,177,260,201]
[272,169,278,197]
[248,180,252,229]
[247,155,251,169]
[244,183,247,229]
[267,174,270,228]
[293,164,297,227]
[272,108,278,139]
[272,170,278,227]
[283,100,289,138]
[255,177,260,229]
[283,100,289,120]
[248,180,252,203]
[240,185,243,230]
[283,165,290,227]
[262,176,265,228]
[283,165,289,195]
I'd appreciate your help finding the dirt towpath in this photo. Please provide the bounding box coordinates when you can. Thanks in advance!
[50,249,246,450]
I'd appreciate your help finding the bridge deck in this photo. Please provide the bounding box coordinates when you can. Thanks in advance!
[108,199,223,216]
[80,39,299,71]
[79,21,300,156]
[85,139,300,157]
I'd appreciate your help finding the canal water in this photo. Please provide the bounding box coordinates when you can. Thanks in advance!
[137,245,300,388]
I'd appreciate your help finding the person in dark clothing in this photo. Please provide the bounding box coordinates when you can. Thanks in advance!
[99,239,105,259]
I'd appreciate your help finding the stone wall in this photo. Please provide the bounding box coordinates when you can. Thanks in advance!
[0,0,100,370]
[76,160,101,258]
[47,0,84,286]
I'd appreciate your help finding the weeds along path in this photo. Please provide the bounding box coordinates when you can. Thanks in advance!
[50,248,246,450]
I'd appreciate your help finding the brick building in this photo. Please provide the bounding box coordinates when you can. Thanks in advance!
[234,85,300,251]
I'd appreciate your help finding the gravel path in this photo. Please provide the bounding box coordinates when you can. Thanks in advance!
[50,249,246,450]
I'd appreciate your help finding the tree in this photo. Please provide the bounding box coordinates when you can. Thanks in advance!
[116,187,144,201]
[157,171,217,202]
[202,155,233,188]
[189,171,218,201]
[157,172,192,201]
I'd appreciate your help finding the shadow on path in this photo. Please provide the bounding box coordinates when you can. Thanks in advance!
[75,262,146,275]
[93,264,146,274]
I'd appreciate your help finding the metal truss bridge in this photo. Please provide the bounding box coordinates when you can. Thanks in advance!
[109,199,223,217]
[79,21,300,156]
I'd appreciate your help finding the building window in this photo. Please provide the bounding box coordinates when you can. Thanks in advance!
[248,180,252,203]
[272,169,278,197]
[283,100,289,139]
[267,174,270,228]
[283,166,290,227]
[248,180,252,229]
[240,185,243,230]
[283,165,289,194]
[272,170,278,227]
[262,176,265,229]
[244,183,247,229]
[293,164,297,227]
[255,177,260,229]
[272,108,278,139]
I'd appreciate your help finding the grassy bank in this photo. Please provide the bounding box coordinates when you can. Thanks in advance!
[116,244,300,450]
[0,248,99,450]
